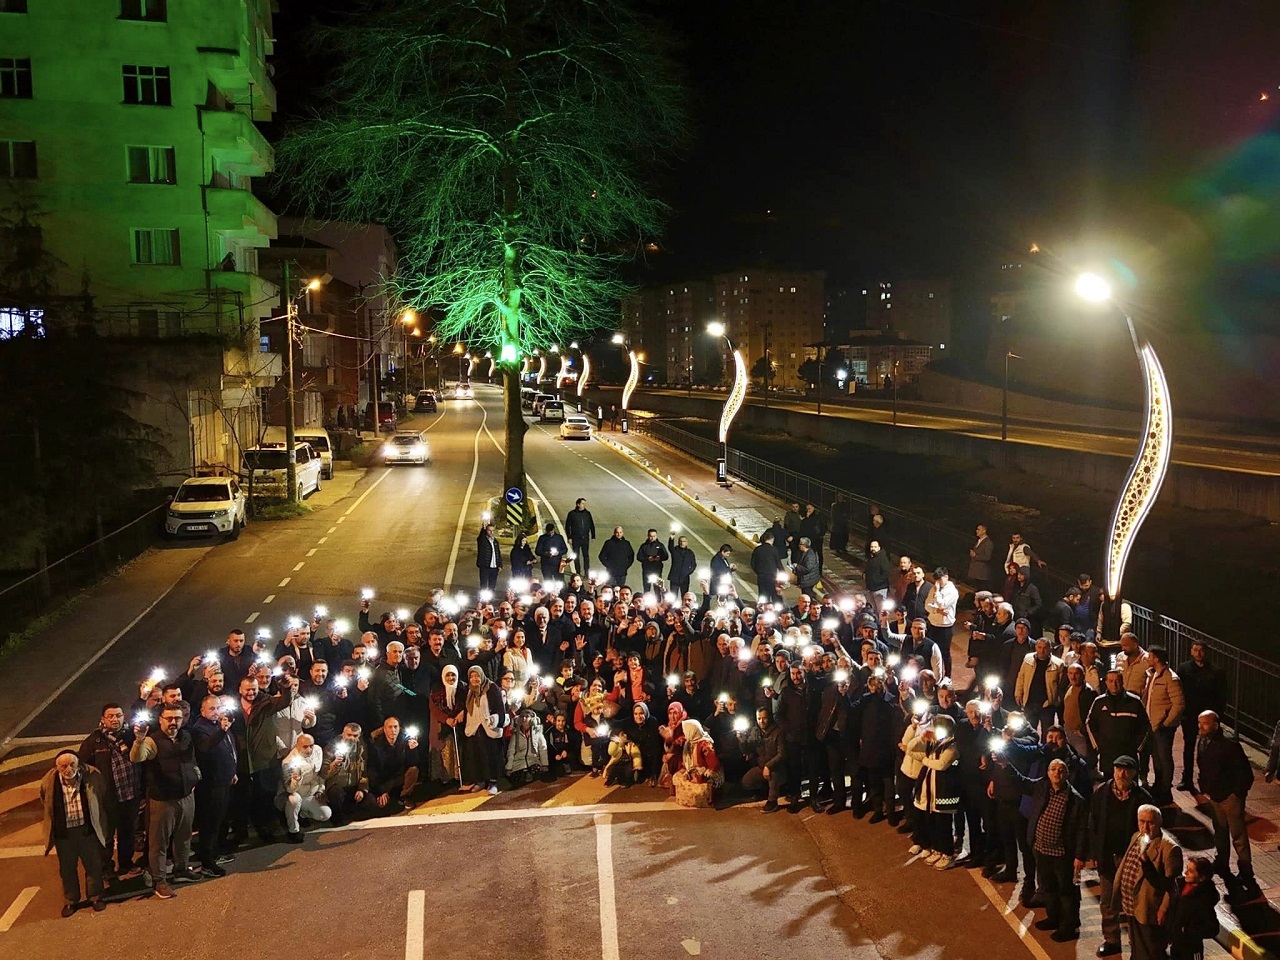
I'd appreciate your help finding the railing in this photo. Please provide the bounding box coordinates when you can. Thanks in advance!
[0,503,168,643]
[636,417,1279,745]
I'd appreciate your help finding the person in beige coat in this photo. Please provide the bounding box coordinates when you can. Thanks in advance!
[1142,645,1184,806]
[41,752,111,916]
[1111,803,1183,960]
[1014,638,1065,735]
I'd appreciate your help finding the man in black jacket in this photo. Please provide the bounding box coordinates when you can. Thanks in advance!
[189,696,237,877]
[636,529,669,593]
[476,522,502,591]
[1084,756,1150,957]
[1176,642,1227,791]
[864,540,891,600]
[78,704,142,879]
[565,498,596,574]
[598,526,635,587]
[1011,758,1087,942]
[217,629,255,691]
[742,707,787,811]
[130,705,202,898]
[1195,710,1255,888]
[775,664,821,812]
[751,532,783,603]
[667,533,697,596]
[1086,670,1148,776]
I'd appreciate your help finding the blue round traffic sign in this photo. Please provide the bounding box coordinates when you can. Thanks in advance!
[505,487,524,504]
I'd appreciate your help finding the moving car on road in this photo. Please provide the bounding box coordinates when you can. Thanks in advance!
[454,382,474,400]
[539,400,566,423]
[165,476,249,540]
[414,390,438,413]
[560,414,593,440]
[383,431,430,465]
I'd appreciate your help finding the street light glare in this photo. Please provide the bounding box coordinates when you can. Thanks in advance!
[611,333,625,345]
[306,279,323,291]
[400,309,416,324]
[706,321,726,337]
[1075,272,1113,304]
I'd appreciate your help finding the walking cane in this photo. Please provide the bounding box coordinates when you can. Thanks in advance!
[452,722,463,787]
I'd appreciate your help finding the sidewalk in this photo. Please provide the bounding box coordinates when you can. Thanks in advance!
[598,425,1280,960]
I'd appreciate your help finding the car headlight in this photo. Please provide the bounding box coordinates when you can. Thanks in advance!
[167,510,180,519]
[383,445,396,456]
[211,508,230,517]
[412,445,426,456]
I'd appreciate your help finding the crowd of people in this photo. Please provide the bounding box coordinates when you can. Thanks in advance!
[41,497,1246,960]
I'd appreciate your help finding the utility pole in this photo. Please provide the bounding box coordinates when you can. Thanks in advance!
[815,341,824,416]
[283,261,298,503]
[763,317,772,410]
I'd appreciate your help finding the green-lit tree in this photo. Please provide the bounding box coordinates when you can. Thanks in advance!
[278,0,686,497]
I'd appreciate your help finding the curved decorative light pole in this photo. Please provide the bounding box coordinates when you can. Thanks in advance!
[554,347,570,391]
[707,321,746,484]
[1072,271,1173,641]
[576,350,592,412]
[536,352,547,383]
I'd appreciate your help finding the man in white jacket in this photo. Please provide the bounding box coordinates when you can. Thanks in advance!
[925,566,959,677]
[278,733,332,842]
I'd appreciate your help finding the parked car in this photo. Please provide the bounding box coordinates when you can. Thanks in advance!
[520,387,537,408]
[364,401,398,432]
[165,476,249,540]
[531,393,554,416]
[539,400,566,423]
[383,431,430,465]
[559,414,593,440]
[414,390,438,413]
[265,425,333,479]
[243,443,323,500]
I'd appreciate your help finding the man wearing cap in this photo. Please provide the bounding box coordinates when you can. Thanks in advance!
[1083,756,1150,957]
[1000,618,1034,704]
[41,751,111,916]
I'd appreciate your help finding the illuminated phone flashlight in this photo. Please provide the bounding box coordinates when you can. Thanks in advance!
[666,674,679,688]
[978,700,992,716]
[912,698,929,716]
[647,574,660,585]
[763,611,777,625]
[333,675,349,688]
[255,653,272,666]
[396,608,410,622]
[334,618,351,635]
[821,618,839,631]
[519,594,534,605]
[1139,833,1151,849]
[717,576,732,593]
[988,736,1005,753]
[220,696,237,712]
[900,665,918,684]
[454,592,469,607]
[762,676,773,687]
[697,568,711,581]
[838,598,854,613]
[481,510,492,523]
[671,522,680,533]
[664,591,677,605]
[717,692,729,704]
[873,666,886,678]
[256,627,271,640]
[596,724,610,738]
[272,666,286,678]
[510,577,529,593]
[148,667,166,685]
[204,649,219,664]
[933,724,948,739]
[566,551,576,561]
[776,571,790,583]
[834,669,850,684]
[404,725,419,740]
[882,599,895,613]
[366,641,379,659]
[887,653,901,667]
[732,716,749,733]
[334,742,350,757]
[361,588,375,601]
[133,711,151,725]
[356,665,371,682]
[601,589,613,602]
[478,590,493,603]
[286,616,303,630]
[984,675,1000,690]
[314,605,328,618]
[466,635,482,650]
[1008,714,1026,731]
[301,696,319,712]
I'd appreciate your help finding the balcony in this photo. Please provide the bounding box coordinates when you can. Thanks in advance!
[224,346,281,385]
[201,107,273,176]
[296,310,335,333]
[204,185,277,242]
[208,269,277,319]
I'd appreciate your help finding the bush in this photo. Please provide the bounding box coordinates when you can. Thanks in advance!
[254,500,311,521]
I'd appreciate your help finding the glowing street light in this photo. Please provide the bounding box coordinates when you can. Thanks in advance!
[706,321,745,485]
[1074,272,1113,304]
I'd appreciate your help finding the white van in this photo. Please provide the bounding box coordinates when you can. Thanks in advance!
[264,426,333,479]
[243,442,323,500]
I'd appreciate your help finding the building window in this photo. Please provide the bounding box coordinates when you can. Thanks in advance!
[0,0,29,12]
[126,145,175,183]
[0,139,36,178]
[120,0,166,21]
[122,65,171,105]
[0,58,33,98]
[131,227,180,265]
[0,307,42,338]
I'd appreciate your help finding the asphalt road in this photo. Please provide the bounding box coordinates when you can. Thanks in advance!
[0,383,1228,958]
[627,387,1280,477]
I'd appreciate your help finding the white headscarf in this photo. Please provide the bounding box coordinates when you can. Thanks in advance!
[442,666,459,709]
[681,719,708,770]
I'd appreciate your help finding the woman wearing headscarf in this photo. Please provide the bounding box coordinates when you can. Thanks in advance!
[460,665,506,794]
[624,701,662,785]
[907,712,961,870]
[672,719,723,805]
[430,664,465,785]
[658,701,689,791]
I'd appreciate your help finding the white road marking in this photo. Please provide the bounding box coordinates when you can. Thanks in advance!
[0,886,38,932]
[342,463,395,516]
[337,516,346,523]
[278,577,291,587]
[263,594,276,604]
[292,562,305,571]
[0,735,85,748]
[245,611,260,623]
[405,890,425,960]
[0,560,197,752]
[443,403,489,591]
[970,871,1053,960]
[317,538,328,545]
[327,527,337,534]
[341,800,691,832]
[0,847,44,861]
[306,548,317,557]
[595,813,621,960]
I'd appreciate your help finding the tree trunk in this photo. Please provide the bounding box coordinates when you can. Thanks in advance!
[503,363,525,504]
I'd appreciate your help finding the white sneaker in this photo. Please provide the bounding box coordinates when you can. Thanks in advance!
[908,844,923,856]
[934,855,954,871]
[924,850,942,864]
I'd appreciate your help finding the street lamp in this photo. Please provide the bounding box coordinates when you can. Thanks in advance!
[399,309,416,401]
[278,264,329,504]
[1001,351,1022,441]
[706,322,746,484]
[1070,267,1173,640]
[575,348,592,412]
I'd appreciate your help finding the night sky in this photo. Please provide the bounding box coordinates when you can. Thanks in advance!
[273,0,1280,300]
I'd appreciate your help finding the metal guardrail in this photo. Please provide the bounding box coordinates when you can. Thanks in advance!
[637,417,1280,745]
[0,503,168,643]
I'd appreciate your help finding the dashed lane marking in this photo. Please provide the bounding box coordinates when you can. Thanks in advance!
[292,562,305,571]
[443,403,489,591]
[245,611,260,623]
[540,772,619,808]
[278,578,291,587]
[317,538,327,545]
[306,549,317,557]
[263,595,276,604]
[0,887,39,933]
[407,791,491,817]
[970,870,1053,960]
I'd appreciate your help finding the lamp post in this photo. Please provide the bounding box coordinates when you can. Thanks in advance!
[1001,351,1022,441]
[1072,268,1173,641]
[279,262,327,504]
[575,343,592,412]
[706,321,746,484]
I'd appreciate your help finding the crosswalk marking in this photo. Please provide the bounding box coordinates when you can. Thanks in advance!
[405,890,425,960]
[541,773,619,808]
[0,746,71,776]
[0,887,38,932]
[407,792,491,817]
